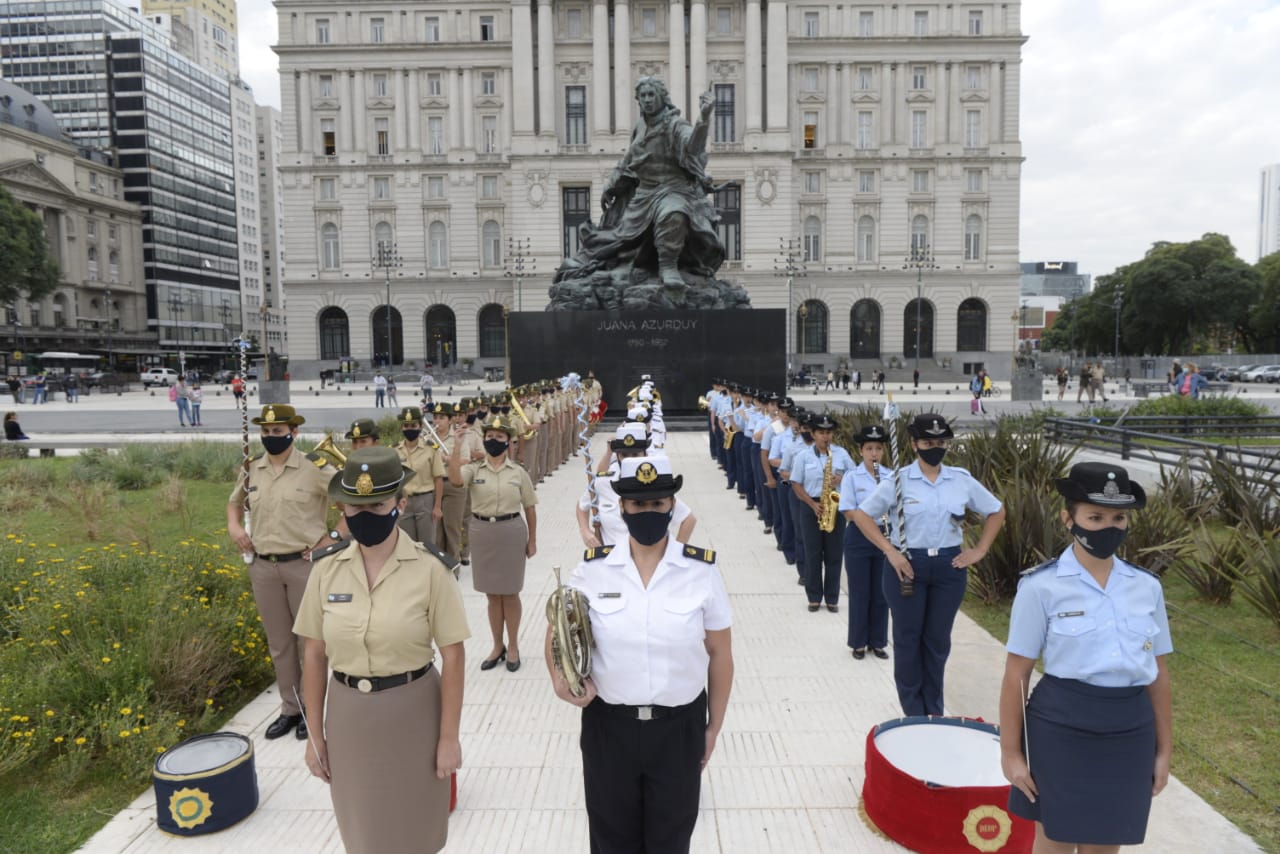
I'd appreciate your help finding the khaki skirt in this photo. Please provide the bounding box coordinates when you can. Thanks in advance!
[470,514,528,595]
[326,667,450,854]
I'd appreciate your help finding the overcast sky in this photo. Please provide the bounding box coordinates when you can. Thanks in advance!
[234,0,1280,280]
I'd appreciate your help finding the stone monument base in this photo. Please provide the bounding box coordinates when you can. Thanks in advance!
[257,380,291,406]
[1010,367,1043,401]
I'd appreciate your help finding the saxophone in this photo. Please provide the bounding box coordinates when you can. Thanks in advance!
[818,452,840,533]
[546,565,595,697]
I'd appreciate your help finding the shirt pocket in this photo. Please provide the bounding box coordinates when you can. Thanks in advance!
[655,596,706,647]
[586,595,627,643]
[1123,614,1161,643]
[1049,615,1098,639]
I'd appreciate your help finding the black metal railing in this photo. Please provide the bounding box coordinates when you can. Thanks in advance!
[1043,417,1280,479]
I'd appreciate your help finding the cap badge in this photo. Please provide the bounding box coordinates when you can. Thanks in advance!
[1103,480,1121,499]
[636,462,658,484]
[264,407,277,423]
[355,473,374,496]
[926,419,946,436]
[351,425,362,438]
[623,434,635,447]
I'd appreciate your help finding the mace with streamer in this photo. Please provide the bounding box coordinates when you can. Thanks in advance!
[883,394,913,597]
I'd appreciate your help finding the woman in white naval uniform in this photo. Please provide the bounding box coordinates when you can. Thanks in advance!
[547,456,734,854]
[577,423,696,548]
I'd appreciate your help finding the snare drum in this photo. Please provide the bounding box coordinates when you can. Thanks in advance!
[862,716,1032,853]
[153,732,258,836]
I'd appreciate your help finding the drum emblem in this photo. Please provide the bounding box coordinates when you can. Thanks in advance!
[168,787,214,830]
[962,804,1013,852]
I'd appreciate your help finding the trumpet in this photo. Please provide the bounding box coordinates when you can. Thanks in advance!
[697,395,710,411]
[506,391,537,440]
[312,432,348,469]
[547,564,594,697]
[421,417,447,449]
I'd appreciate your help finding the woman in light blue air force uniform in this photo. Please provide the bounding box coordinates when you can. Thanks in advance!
[852,413,1005,717]
[838,424,891,660]
[1000,462,1173,853]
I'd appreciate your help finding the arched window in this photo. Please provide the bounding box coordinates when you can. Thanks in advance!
[87,246,98,280]
[321,222,340,269]
[478,303,506,357]
[372,305,403,365]
[964,214,983,261]
[797,299,828,354]
[850,299,881,359]
[428,221,448,268]
[803,216,822,263]
[856,216,876,263]
[108,250,119,283]
[318,306,349,360]
[374,221,393,252]
[910,215,929,254]
[903,298,934,358]
[481,220,501,267]
[425,305,457,366]
[956,298,988,351]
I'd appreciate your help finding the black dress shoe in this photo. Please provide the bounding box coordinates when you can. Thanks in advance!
[807,603,820,612]
[296,718,309,741]
[826,604,839,613]
[872,648,890,660]
[852,648,866,660]
[785,557,796,565]
[265,713,302,740]
[480,646,507,671]
[763,527,772,535]
[506,658,521,673]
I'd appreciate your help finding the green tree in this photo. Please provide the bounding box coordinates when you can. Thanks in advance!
[0,185,60,308]
[1250,252,1280,352]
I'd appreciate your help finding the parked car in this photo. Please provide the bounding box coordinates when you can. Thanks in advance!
[1221,364,1257,382]
[1241,365,1280,383]
[140,367,180,388]
[1259,366,1280,384]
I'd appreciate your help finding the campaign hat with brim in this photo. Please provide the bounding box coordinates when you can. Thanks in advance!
[252,404,305,426]
[398,406,425,424]
[432,402,455,417]
[855,424,890,445]
[345,418,378,440]
[906,413,954,440]
[328,447,415,505]
[1055,462,1147,509]
[481,414,518,437]
[612,456,684,500]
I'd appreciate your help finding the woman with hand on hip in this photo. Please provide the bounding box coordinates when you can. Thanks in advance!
[448,414,537,672]
[294,446,469,854]
[1001,463,1172,854]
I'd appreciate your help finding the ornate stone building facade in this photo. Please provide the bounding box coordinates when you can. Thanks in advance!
[275,0,1025,377]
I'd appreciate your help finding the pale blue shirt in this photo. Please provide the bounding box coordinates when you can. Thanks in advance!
[1006,545,1173,687]
[779,434,810,478]
[838,462,884,512]
[858,461,1002,549]
[790,444,856,498]
[768,426,794,462]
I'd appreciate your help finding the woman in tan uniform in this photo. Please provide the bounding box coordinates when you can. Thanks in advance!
[295,446,468,854]
[448,414,537,672]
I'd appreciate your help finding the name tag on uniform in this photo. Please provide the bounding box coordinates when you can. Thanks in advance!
[327,593,354,603]
[598,592,621,598]
[472,478,486,484]
[1056,611,1085,618]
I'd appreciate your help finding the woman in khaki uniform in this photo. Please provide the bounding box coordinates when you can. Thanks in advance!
[448,414,537,672]
[296,447,469,854]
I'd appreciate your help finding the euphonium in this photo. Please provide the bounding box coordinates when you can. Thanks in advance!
[546,564,595,698]
[312,433,348,469]
[818,451,840,533]
[507,391,537,440]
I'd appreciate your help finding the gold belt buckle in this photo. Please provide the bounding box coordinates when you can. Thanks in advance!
[637,706,653,721]
[356,678,373,693]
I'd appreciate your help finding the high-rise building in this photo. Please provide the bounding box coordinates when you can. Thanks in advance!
[275,1,1025,378]
[139,0,240,79]
[1261,165,1280,260]
[230,80,266,347]
[256,104,288,353]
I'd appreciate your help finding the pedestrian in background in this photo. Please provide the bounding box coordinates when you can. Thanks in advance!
[1077,363,1094,404]
[4,411,29,440]
[63,371,78,403]
[421,369,435,406]
[1056,367,1068,400]
[374,371,387,408]
[190,383,204,426]
[5,376,20,404]
[386,376,399,408]
[170,379,191,426]
[32,372,46,404]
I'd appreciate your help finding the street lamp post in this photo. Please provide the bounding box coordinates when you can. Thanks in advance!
[1113,283,1123,366]
[504,237,535,313]
[774,238,807,389]
[502,305,511,383]
[259,303,271,381]
[903,246,938,381]
[103,286,114,371]
[373,241,403,368]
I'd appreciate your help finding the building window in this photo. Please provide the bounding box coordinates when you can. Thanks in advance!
[426,175,447,199]
[87,220,97,238]
[716,6,731,34]
[428,117,445,154]
[319,307,350,360]
[964,214,983,260]
[319,177,337,200]
[966,65,983,90]
[857,216,876,262]
[857,170,876,193]
[481,115,498,153]
[428,221,448,268]
[318,74,334,97]
[478,303,506,357]
[375,117,391,154]
[911,169,930,193]
[565,86,587,144]
[425,16,440,41]
[481,175,499,198]
[372,73,388,97]
[799,299,828,354]
[910,110,928,148]
[316,18,330,43]
[965,109,983,147]
[87,246,98,280]
[427,72,443,96]
[802,66,820,91]
[910,215,929,254]
[108,224,118,241]
[373,176,391,199]
[857,66,873,90]
[957,298,987,350]
[856,111,874,149]
[803,171,821,194]
[965,168,985,193]
[858,10,874,36]
[641,8,657,36]
[803,215,822,262]
[913,10,928,36]
[370,17,385,43]
[481,71,497,95]
[374,221,393,251]
[911,66,927,90]
[803,111,819,148]
[479,15,495,40]
[851,299,881,358]
[713,84,735,142]
[803,11,819,37]
[567,8,582,36]
[321,222,340,268]
[563,187,591,257]
[108,251,120,283]
[321,118,336,155]
[969,10,984,36]
[482,220,502,267]
[714,183,741,261]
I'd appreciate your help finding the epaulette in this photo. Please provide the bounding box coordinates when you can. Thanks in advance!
[1127,562,1161,579]
[305,451,330,468]
[584,545,614,561]
[1019,558,1057,577]
[683,544,716,564]
[249,452,264,462]
[415,540,460,571]
[311,538,352,562]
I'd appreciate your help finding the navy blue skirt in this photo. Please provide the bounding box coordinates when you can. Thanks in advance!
[1008,674,1155,845]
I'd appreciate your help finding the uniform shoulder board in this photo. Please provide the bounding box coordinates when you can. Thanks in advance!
[415,540,460,571]
[584,545,614,561]
[683,544,716,564]
[305,451,329,468]
[311,538,352,562]
[1127,562,1161,579]
[249,452,265,462]
[1019,558,1057,577]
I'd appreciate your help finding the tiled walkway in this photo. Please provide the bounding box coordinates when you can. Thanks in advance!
[78,430,1260,853]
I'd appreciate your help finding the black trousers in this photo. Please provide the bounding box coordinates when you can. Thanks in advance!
[581,693,707,854]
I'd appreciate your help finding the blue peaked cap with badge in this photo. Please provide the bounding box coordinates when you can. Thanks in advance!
[1055,462,1146,509]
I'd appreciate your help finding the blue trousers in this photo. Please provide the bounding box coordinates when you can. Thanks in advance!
[882,547,966,716]
[795,497,844,605]
[724,432,740,489]
[713,421,728,469]
[843,525,890,650]
[736,434,755,506]
[708,415,718,459]
[775,473,796,562]
[750,443,770,525]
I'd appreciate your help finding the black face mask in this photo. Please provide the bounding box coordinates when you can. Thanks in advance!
[347,507,401,547]
[622,510,672,546]
[262,434,293,455]
[483,438,509,458]
[1071,524,1128,560]
[402,429,422,442]
[918,447,947,467]
[476,409,489,418]
[800,430,813,443]
[465,413,478,424]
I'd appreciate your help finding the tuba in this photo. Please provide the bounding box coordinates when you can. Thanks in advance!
[506,391,537,440]
[547,565,595,697]
[312,432,348,469]
[817,452,840,533]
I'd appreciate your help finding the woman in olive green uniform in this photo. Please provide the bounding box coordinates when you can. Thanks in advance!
[296,447,469,854]
[448,414,537,672]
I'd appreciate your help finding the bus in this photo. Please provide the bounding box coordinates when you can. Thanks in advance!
[28,352,103,377]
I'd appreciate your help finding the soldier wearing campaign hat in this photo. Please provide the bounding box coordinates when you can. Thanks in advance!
[395,406,446,547]
[435,401,481,570]
[345,417,380,450]
[837,424,893,660]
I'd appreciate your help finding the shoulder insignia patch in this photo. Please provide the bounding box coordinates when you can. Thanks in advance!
[683,545,716,564]
[305,451,329,468]
[415,540,460,570]
[584,545,615,561]
[311,538,352,562]
[1019,558,1057,577]
[1128,563,1161,579]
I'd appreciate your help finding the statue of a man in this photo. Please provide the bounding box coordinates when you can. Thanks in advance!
[557,77,725,291]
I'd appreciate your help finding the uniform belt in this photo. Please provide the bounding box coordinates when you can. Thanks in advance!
[907,546,961,558]
[473,512,520,523]
[592,690,705,722]
[258,551,306,563]
[406,490,436,498]
[333,663,432,694]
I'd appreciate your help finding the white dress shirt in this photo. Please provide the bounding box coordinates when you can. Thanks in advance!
[578,469,692,546]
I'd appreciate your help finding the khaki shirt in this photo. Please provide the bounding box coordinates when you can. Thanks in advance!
[459,457,537,516]
[294,533,470,676]
[397,439,445,495]
[443,428,482,465]
[229,449,332,554]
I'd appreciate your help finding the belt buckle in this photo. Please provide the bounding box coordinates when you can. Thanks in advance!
[488,516,496,523]
[356,678,373,693]
[636,705,653,721]
[927,548,940,557]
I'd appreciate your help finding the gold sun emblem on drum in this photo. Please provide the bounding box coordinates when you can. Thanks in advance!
[962,804,1013,852]
[636,463,658,484]
[355,472,375,495]
[168,787,214,830]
